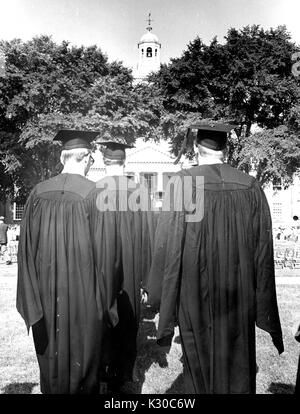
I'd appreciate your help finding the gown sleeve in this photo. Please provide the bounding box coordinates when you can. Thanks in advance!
[88,188,122,329]
[253,182,284,354]
[16,189,43,332]
[127,184,158,292]
[295,324,300,343]
[147,175,186,346]
[140,208,157,291]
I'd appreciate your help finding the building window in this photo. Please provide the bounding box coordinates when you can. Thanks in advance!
[13,203,25,221]
[163,172,175,191]
[273,178,282,191]
[155,49,157,57]
[272,202,283,220]
[140,172,157,197]
[146,47,152,57]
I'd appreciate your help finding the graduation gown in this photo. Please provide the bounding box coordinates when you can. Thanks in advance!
[147,163,284,394]
[295,324,300,394]
[89,175,155,384]
[17,173,111,394]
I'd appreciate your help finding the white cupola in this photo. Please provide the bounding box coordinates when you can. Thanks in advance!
[134,13,161,81]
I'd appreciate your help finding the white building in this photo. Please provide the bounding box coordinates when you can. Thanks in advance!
[87,15,187,206]
[264,177,300,226]
[89,17,300,227]
[133,14,161,82]
[87,138,191,208]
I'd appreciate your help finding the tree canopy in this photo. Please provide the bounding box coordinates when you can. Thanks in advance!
[1,25,300,201]
[0,36,143,200]
[145,25,300,185]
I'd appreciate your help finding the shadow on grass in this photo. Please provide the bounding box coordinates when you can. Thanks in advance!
[268,382,295,394]
[166,373,184,394]
[2,382,39,394]
[121,303,169,394]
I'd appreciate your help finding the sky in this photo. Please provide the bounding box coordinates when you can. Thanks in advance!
[0,0,300,69]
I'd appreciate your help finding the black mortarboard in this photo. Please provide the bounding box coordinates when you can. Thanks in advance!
[191,123,237,150]
[174,122,238,164]
[96,136,135,161]
[53,130,100,150]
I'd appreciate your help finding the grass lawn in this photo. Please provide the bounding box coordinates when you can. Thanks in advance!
[0,263,299,394]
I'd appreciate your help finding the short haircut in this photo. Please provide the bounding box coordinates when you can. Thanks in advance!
[196,143,225,161]
[103,156,125,167]
[60,148,90,166]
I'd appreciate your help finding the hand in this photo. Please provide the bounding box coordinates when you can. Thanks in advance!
[141,289,148,304]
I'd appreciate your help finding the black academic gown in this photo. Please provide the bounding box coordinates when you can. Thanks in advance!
[296,356,300,395]
[295,324,300,394]
[17,173,109,394]
[147,163,284,394]
[89,175,155,385]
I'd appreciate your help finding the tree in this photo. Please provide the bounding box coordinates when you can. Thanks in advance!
[220,25,299,135]
[0,36,137,201]
[238,125,300,187]
[150,25,300,183]
[149,37,219,116]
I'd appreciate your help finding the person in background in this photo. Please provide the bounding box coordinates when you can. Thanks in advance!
[90,135,155,393]
[147,122,284,394]
[0,216,12,265]
[17,129,116,394]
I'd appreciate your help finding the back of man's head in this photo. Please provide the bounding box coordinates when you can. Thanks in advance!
[195,142,225,162]
[197,144,225,160]
[102,156,125,167]
[60,148,90,166]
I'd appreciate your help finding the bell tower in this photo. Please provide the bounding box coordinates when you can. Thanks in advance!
[134,13,161,81]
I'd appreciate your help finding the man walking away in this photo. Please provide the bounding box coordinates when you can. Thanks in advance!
[17,129,114,394]
[147,123,284,394]
[91,135,154,392]
[295,324,300,394]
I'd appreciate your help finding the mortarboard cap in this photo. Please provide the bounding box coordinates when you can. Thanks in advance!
[190,123,237,151]
[174,122,238,164]
[96,136,135,161]
[53,130,100,150]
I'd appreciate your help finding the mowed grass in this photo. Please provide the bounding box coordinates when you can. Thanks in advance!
[0,263,299,394]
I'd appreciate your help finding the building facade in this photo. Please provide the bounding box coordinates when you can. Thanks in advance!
[264,176,300,226]
[87,138,189,208]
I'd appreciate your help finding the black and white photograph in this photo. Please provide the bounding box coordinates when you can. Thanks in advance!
[0,0,300,398]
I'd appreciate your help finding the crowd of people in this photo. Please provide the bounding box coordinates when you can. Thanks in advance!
[7,125,300,394]
[274,226,300,242]
[2,222,300,264]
